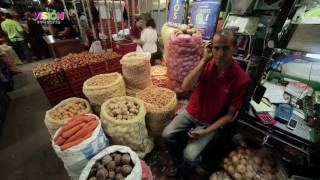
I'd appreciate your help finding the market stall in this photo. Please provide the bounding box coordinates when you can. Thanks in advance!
[4,0,319,179]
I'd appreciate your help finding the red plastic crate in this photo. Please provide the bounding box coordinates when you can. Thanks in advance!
[89,61,108,75]
[45,86,74,106]
[36,71,73,105]
[64,65,91,97]
[107,57,122,72]
[112,40,137,55]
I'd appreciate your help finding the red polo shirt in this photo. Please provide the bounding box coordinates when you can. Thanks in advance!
[130,25,142,39]
[186,59,250,124]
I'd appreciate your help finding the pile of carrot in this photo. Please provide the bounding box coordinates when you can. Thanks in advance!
[54,114,98,151]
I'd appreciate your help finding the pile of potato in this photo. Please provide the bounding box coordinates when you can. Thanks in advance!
[86,73,118,87]
[49,101,87,121]
[33,52,121,77]
[151,65,169,88]
[223,147,277,180]
[106,99,140,121]
[87,152,134,180]
[137,86,174,108]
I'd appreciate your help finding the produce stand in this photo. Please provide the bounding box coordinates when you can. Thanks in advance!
[43,36,87,58]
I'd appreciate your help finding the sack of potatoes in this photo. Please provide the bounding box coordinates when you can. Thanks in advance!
[223,147,287,180]
[79,145,142,180]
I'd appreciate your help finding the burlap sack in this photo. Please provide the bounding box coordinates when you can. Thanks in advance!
[120,52,152,96]
[44,97,92,137]
[136,86,177,149]
[83,73,126,105]
[100,96,154,158]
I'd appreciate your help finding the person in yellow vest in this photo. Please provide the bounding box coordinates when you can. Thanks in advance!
[1,13,32,62]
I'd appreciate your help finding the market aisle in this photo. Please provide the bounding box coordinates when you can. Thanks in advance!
[0,60,69,180]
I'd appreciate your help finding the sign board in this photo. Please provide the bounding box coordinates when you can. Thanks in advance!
[191,0,221,40]
[168,0,186,27]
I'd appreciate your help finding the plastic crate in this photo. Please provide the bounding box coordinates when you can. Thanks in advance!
[45,86,74,106]
[36,71,73,106]
[64,65,91,97]
[107,57,122,73]
[112,40,137,55]
[89,61,108,75]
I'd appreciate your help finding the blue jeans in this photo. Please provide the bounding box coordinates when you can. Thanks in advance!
[162,108,221,167]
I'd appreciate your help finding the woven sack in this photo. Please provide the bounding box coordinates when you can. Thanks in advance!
[120,52,152,96]
[44,97,92,137]
[136,86,177,149]
[100,96,154,158]
[83,72,126,105]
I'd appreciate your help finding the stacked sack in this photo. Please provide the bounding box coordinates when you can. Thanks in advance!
[120,52,152,96]
[100,96,153,158]
[44,97,92,136]
[83,72,126,113]
[136,86,177,149]
[166,24,203,93]
[52,114,109,180]
[150,65,169,88]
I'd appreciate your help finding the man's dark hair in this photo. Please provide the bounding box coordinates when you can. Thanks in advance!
[135,15,142,22]
[214,29,237,46]
[146,18,156,29]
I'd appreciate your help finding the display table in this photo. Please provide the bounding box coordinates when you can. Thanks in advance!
[43,35,87,58]
[236,110,320,168]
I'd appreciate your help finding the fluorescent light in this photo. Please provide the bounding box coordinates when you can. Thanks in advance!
[306,53,320,60]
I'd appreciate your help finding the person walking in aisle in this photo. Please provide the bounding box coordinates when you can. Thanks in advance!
[1,13,32,62]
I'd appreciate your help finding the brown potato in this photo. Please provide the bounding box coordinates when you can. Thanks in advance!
[121,154,131,165]
[108,171,116,179]
[114,154,122,165]
[115,173,124,180]
[102,155,113,166]
[107,161,116,171]
[96,168,108,180]
[121,164,133,176]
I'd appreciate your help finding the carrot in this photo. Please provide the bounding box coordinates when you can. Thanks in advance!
[60,137,86,151]
[61,119,83,132]
[62,123,85,139]
[63,120,97,144]
[86,120,98,132]
[55,136,67,146]
[78,115,96,123]
[53,134,60,142]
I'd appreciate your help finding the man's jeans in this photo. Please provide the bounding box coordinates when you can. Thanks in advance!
[11,40,32,61]
[162,108,221,167]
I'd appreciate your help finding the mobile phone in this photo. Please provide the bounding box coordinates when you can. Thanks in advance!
[287,118,298,130]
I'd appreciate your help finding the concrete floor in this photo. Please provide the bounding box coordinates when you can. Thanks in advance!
[0,60,69,180]
[0,60,174,180]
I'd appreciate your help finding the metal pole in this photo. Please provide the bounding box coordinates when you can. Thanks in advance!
[86,0,97,40]
[127,0,131,29]
[138,0,141,14]
[61,0,70,20]
[99,1,105,38]
[80,0,88,21]
[119,0,125,36]
[165,0,169,21]
[111,0,119,35]
[105,0,113,49]
[72,0,82,38]
[157,0,160,34]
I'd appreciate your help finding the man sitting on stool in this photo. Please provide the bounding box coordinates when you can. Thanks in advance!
[162,30,250,178]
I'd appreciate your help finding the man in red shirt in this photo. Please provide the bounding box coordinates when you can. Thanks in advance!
[162,30,250,178]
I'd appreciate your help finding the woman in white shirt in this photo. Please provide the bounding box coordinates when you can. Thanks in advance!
[134,18,160,64]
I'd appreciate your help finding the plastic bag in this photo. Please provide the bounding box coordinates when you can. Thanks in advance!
[44,97,92,137]
[89,40,104,52]
[100,96,154,158]
[120,52,152,96]
[52,114,109,180]
[79,145,142,180]
[166,32,203,93]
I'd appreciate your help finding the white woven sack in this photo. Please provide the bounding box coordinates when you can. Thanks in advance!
[52,114,109,180]
[79,145,142,180]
